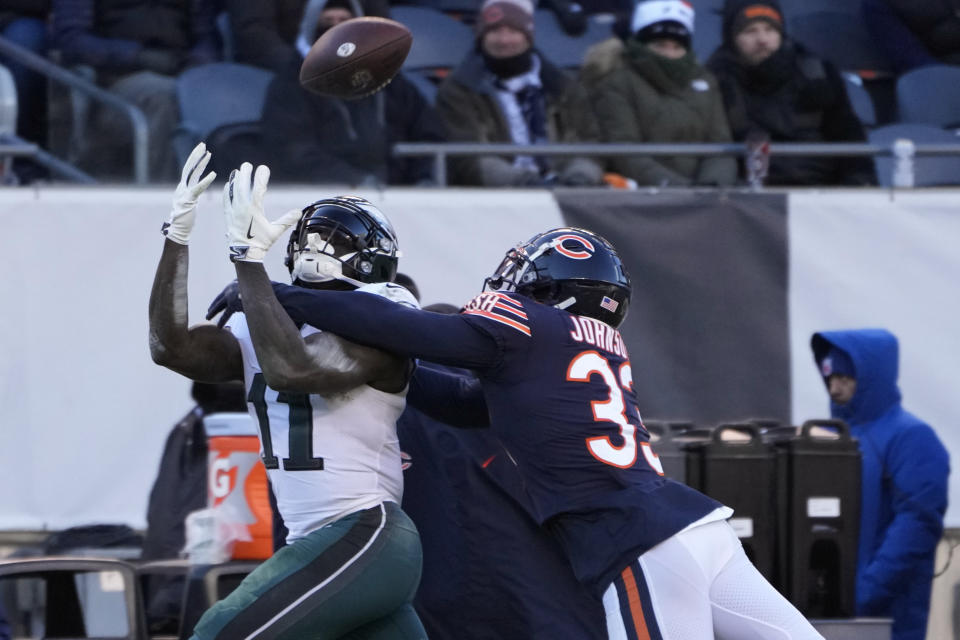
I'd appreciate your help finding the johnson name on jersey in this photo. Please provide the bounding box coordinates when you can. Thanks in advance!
[459,291,730,595]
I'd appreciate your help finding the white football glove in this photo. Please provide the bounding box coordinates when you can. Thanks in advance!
[162,142,216,245]
[223,162,301,262]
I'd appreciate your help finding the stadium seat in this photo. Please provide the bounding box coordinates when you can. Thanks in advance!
[0,557,146,639]
[868,123,960,187]
[843,72,877,128]
[688,0,724,14]
[392,6,474,70]
[403,69,439,105]
[171,63,275,168]
[692,6,723,63]
[434,0,481,15]
[533,10,617,69]
[789,10,891,73]
[896,65,960,129]
[781,0,860,20]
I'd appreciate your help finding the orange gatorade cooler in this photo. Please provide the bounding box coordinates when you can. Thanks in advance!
[204,412,273,560]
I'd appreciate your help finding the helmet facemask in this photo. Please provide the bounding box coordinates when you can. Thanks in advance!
[286,198,399,289]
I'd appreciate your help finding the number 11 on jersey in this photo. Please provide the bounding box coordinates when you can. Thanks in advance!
[247,373,324,471]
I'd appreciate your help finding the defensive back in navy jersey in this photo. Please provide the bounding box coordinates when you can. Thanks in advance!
[460,291,726,595]
[270,281,729,597]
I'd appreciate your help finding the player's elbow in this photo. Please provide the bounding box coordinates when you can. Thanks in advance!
[149,333,177,368]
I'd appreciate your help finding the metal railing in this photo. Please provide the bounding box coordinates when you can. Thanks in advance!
[0,133,95,183]
[393,141,960,187]
[0,35,149,184]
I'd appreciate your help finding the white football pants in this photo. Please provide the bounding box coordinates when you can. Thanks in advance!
[602,519,825,640]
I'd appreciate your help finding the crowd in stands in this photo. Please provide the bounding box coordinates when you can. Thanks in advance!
[0,0,959,186]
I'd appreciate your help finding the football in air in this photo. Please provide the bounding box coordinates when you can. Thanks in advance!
[299,17,412,100]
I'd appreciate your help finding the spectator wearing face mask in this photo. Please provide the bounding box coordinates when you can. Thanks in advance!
[584,0,737,187]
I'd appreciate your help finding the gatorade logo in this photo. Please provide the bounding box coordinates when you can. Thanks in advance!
[210,457,237,499]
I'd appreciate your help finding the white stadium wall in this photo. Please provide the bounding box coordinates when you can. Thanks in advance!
[0,187,958,531]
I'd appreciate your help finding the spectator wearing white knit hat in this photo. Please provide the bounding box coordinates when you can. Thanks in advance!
[435,0,604,187]
[583,0,738,186]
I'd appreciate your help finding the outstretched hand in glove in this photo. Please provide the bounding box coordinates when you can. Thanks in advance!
[162,142,216,245]
[223,162,301,263]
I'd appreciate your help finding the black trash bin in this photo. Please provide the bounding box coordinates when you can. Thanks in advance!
[645,421,697,483]
[686,423,781,588]
[778,419,860,618]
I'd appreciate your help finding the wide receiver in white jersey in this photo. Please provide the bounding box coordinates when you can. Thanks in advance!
[148,144,427,639]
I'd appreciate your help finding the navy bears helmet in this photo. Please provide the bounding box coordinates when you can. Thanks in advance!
[285,196,400,288]
[484,227,631,328]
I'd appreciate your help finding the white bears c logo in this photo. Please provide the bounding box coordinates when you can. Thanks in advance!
[554,234,595,260]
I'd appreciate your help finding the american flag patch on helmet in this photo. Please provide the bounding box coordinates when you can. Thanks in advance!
[600,296,619,312]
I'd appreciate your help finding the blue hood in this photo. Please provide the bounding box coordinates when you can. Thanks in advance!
[811,329,902,425]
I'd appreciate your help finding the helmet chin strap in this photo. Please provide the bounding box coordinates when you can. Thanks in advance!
[555,296,576,310]
[295,252,365,288]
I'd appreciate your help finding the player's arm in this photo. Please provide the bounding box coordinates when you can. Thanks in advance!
[223,164,408,395]
[149,143,243,382]
[408,363,490,428]
[236,262,408,394]
[269,285,502,370]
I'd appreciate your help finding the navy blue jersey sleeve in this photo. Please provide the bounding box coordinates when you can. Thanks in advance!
[409,363,489,428]
[272,283,502,370]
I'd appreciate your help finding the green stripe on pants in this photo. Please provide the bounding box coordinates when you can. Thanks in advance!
[192,502,425,640]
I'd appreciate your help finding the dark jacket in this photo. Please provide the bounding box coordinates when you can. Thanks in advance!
[812,330,949,640]
[399,364,606,640]
[586,38,737,187]
[262,62,444,185]
[862,0,960,71]
[436,49,602,187]
[52,0,219,72]
[226,0,306,73]
[707,41,876,186]
[226,0,390,73]
[0,0,48,31]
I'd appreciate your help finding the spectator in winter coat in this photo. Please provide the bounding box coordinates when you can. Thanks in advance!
[707,0,875,186]
[586,0,737,187]
[436,0,604,187]
[260,0,445,185]
[862,0,960,73]
[812,329,949,640]
[52,0,220,180]
[225,0,389,74]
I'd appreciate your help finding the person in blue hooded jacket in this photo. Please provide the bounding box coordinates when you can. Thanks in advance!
[811,329,949,640]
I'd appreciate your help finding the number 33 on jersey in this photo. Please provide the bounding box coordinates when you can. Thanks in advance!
[461,291,663,481]
[567,350,662,473]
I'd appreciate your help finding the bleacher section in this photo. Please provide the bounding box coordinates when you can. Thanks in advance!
[0,1,959,184]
